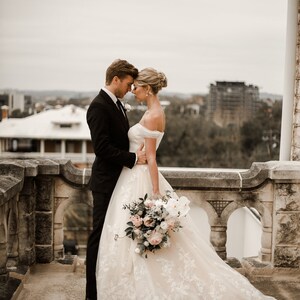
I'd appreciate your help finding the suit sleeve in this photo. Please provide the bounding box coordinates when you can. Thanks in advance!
[87,103,136,168]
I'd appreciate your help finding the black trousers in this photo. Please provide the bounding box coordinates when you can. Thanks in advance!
[86,191,112,300]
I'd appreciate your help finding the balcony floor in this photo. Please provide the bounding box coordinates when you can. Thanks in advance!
[13,257,300,300]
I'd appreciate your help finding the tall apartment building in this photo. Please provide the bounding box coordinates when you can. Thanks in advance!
[0,90,33,121]
[207,81,260,127]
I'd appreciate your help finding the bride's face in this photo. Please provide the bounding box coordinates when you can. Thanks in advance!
[132,82,147,102]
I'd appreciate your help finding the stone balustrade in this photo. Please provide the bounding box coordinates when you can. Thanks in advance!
[0,159,300,293]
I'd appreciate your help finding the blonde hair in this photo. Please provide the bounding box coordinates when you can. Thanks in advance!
[136,68,167,94]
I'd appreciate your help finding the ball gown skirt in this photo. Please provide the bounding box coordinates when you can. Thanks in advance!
[96,124,275,300]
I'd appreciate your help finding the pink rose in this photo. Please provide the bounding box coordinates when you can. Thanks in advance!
[166,218,176,230]
[130,215,143,227]
[147,230,163,245]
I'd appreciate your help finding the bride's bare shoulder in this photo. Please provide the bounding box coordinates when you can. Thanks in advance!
[142,110,165,132]
[142,114,158,131]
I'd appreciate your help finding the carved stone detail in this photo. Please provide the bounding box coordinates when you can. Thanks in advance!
[207,200,233,217]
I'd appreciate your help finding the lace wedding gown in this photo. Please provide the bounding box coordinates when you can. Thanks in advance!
[96,123,275,300]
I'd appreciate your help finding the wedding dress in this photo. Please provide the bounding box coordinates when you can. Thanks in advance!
[96,123,275,300]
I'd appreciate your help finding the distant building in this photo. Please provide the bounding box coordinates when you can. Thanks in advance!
[0,90,33,120]
[0,105,94,167]
[0,94,9,121]
[180,95,204,117]
[207,81,260,127]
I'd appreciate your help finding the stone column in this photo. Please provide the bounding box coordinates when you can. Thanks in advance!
[7,199,19,265]
[280,0,299,160]
[210,225,227,260]
[40,139,45,156]
[18,177,36,265]
[82,140,87,163]
[35,176,54,263]
[274,183,300,267]
[61,140,66,159]
[0,207,8,282]
[291,1,300,160]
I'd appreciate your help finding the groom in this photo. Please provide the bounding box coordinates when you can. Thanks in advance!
[86,59,146,300]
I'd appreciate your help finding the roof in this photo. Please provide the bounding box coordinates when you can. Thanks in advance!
[0,105,91,140]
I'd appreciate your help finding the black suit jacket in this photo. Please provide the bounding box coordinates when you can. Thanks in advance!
[87,89,136,193]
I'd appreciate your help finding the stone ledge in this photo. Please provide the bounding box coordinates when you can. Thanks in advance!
[0,161,25,205]
[0,176,23,206]
[240,255,300,300]
[30,260,77,274]
[162,161,300,190]
[56,159,91,187]
[0,277,22,300]
[225,257,246,276]
[2,159,300,193]
[242,257,279,278]
[8,265,30,282]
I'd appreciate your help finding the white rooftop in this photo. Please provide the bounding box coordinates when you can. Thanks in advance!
[0,105,91,140]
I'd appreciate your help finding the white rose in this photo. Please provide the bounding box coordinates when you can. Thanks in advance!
[160,221,168,231]
[124,103,132,111]
[144,199,154,208]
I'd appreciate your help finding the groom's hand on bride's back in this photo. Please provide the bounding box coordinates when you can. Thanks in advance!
[136,143,147,164]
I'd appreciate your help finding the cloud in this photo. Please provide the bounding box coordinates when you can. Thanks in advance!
[0,0,287,94]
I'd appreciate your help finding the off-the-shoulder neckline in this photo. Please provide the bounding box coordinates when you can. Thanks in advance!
[137,123,164,134]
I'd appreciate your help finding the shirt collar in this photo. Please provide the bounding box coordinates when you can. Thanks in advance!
[102,87,118,104]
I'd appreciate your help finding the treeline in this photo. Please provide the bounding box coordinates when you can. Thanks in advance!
[127,98,282,169]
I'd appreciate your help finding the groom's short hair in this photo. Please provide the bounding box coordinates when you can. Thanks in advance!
[106,59,138,85]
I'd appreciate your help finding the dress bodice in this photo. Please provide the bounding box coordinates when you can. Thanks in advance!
[128,123,164,152]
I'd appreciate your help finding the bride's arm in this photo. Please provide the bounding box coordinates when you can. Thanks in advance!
[143,116,161,197]
[145,137,160,197]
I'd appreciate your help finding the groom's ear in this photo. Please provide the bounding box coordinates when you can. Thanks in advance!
[111,76,119,85]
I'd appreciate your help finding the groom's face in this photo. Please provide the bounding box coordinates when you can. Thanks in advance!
[115,75,134,99]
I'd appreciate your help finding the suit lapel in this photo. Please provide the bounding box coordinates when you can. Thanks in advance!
[99,90,129,131]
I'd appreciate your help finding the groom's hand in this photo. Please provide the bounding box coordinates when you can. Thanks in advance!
[136,143,147,164]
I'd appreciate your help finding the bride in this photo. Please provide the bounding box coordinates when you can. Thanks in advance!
[96,68,275,299]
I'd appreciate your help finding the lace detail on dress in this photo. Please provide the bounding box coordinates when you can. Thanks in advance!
[96,123,275,300]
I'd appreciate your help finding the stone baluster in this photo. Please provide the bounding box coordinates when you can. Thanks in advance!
[54,221,64,259]
[260,225,272,262]
[210,225,227,260]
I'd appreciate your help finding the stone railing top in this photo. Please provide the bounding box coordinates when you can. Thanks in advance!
[0,161,25,205]
[160,160,300,189]
[1,159,300,205]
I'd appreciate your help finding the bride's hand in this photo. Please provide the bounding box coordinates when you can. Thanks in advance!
[136,143,147,164]
[151,192,162,200]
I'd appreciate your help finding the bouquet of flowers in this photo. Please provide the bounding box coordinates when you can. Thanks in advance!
[119,191,190,257]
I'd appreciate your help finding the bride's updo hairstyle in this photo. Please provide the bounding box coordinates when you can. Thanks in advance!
[136,68,167,95]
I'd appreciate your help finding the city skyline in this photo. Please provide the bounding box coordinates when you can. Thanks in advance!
[0,0,287,95]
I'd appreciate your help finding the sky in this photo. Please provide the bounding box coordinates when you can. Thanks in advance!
[0,0,287,95]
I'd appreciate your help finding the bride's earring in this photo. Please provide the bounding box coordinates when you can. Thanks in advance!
[146,89,152,97]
